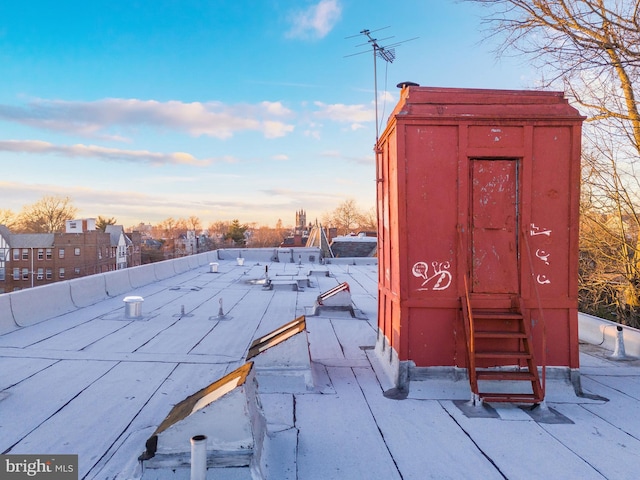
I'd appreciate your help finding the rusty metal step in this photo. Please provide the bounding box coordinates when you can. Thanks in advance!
[475,351,532,359]
[478,392,542,403]
[476,370,536,381]
[472,311,523,320]
[475,330,527,339]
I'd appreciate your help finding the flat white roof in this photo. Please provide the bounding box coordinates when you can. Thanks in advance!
[0,250,639,479]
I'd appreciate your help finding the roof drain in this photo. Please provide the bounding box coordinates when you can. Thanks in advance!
[190,435,207,480]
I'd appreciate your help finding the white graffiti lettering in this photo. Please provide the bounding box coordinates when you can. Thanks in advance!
[536,274,551,285]
[412,261,452,291]
[535,249,550,265]
[530,223,552,237]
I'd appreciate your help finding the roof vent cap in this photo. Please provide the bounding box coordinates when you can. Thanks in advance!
[397,81,420,89]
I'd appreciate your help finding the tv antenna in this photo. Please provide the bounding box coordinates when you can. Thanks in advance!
[346,27,418,145]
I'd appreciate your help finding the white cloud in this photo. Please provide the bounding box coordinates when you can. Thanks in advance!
[286,0,342,40]
[313,101,375,129]
[0,98,295,140]
[263,120,295,139]
[378,90,395,103]
[0,139,213,166]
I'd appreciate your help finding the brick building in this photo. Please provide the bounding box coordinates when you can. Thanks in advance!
[0,219,141,293]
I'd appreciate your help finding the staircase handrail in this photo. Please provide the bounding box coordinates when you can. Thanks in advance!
[521,226,547,397]
[457,225,479,395]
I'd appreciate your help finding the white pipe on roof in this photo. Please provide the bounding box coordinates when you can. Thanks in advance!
[579,312,640,358]
[190,435,207,480]
[610,326,627,360]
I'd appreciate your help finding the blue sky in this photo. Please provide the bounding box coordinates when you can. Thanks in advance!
[0,0,536,229]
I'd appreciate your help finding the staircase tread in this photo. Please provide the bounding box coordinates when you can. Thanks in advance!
[479,394,542,403]
[473,315,524,322]
[477,370,536,380]
[475,351,532,358]
[475,330,527,338]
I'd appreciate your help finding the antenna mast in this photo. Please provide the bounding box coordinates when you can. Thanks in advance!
[360,29,395,144]
[346,27,417,146]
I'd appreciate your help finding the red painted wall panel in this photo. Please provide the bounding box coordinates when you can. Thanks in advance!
[405,126,458,300]
[407,308,457,366]
[529,126,574,299]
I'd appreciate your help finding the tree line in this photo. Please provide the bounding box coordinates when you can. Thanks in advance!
[1,195,376,248]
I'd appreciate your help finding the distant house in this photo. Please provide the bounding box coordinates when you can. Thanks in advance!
[105,225,137,270]
[0,219,141,293]
[304,227,377,258]
[329,233,377,258]
[280,233,308,248]
[175,230,198,256]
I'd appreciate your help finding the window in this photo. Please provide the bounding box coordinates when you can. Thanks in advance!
[74,267,80,274]
[38,249,44,260]
[46,248,52,260]
[22,249,29,260]
[98,250,102,260]
[37,268,44,280]
[59,248,65,259]
[13,249,19,261]
[59,268,65,279]
[12,268,19,280]
[0,248,7,261]
[46,268,52,280]
[74,247,81,256]
[22,268,29,280]
[0,267,4,281]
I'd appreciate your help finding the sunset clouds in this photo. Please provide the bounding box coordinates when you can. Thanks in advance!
[0,98,295,140]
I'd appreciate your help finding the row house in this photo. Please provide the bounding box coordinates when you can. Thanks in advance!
[105,224,142,270]
[0,219,141,293]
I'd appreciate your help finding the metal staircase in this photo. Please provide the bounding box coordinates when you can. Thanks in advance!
[461,277,544,404]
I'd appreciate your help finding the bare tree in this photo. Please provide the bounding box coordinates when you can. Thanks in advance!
[0,209,17,229]
[153,217,179,258]
[580,147,640,325]
[248,225,288,247]
[468,0,640,322]
[359,206,378,232]
[208,221,230,246]
[16,195,78,233]
[322,199,371,235]
[186,215,201,233]
[469,0,640,151]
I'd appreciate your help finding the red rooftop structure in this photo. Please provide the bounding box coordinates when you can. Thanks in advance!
[376,86,584,403]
